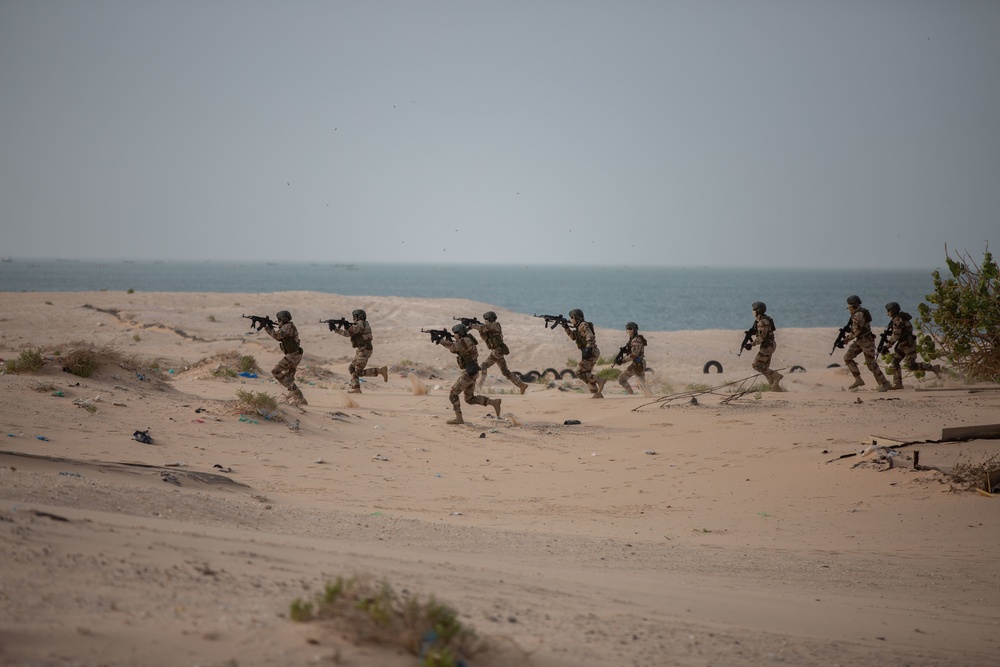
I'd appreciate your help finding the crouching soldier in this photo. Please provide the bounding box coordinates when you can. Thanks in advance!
[264,310,306,405]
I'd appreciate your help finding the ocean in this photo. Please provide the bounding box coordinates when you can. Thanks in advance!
[0,260,936,331]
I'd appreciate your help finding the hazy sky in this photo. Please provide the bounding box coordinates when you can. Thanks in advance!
[1,1,997,268]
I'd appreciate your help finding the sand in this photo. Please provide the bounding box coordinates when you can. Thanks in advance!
[1,290,997,667]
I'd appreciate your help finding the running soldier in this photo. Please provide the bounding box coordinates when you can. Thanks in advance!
[435,322,502,425]
[333,309,388,393]
[472,311,529,394]
[263,310,306,405]
[617,322,650,395]
[746,302,784,391]
[565,308,606,398]
[884,302,941,389]
[842,295,891,392]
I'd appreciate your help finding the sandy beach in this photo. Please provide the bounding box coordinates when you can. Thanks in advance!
[1,290,998,667]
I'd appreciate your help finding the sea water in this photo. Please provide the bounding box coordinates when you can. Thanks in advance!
[0,260,935,331]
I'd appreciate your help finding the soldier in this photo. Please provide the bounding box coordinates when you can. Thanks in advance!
[471,311,528,394]
[565,308,606,398]
[747,302,784,392]
[842,295,891,392]
[263,310,306,405]
[333,309,388,393]
[435,322,502,425]
[617,322,650,395]
[884,302,941,389]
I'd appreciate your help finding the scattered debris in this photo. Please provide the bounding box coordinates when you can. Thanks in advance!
[133,430,153,444]
[373,454,390,462]
[212,464,232,473]
[564,419,581,425]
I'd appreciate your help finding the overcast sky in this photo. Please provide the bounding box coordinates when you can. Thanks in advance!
[1,1,996,268]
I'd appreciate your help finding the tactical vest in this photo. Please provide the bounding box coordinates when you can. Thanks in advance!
[898,312,916,345]
[280,337,302,355]
[351,322,373,351]
[456,336,478,369]
[759,316,776,344]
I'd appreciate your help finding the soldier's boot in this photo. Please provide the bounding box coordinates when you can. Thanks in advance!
[876,382,890,392]
[891,368,903,390]
[488,397,502,417]
[379,366,389,382]
[592,377,606,399]
[447,409,465,425]
[769,371,784,392]
[848,375,865,390]
[622,384,635,395]
[890,382,904,390]
[291,388,307,405]
[874,369,891,392]
[347,387,362,394]
[515,379,529,395]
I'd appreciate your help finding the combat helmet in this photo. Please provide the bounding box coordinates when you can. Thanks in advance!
[276,310,292,323]
[352,309,367,321]
[626,321,638,332]
[846,295,862,308]
[483,311,498,322]
[569,308,584,322]
[885,302,900,317]
[452,322,469,336]
[752,301,767,314]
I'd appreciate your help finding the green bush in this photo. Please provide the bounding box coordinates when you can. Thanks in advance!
[917,245,999,382]
[597,367,621,380]
[289,576,485,667]
[4,348,45,373]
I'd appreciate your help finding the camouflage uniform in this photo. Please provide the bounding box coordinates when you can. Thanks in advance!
[843,305,890,391]
[265,317,305,404]
[335,318,387,393]
[751,312,783,390]
[566,313,605,397]
[886,311,939,389]
[472,318,528,394]
[439,330,501,424]
[617,330,648,395]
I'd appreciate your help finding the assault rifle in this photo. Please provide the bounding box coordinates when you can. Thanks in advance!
[737,323,757,357]
[613,343,630,367]
[533,313,571,330]
[453,316,482,327]
[422,328,454,345]
[876,323,893,356]
[320,317,351,332]
[829,319,852,355]
[242,314,276,332]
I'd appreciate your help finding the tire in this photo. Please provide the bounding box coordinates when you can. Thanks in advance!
[542,368,560,380]
[703,360,723,374]
[827,363,840,369]
[519,370,540,382]
[789,365,805,373]
[560,369,577,380]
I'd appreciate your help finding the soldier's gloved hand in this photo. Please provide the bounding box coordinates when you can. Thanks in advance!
[743,342,752,351]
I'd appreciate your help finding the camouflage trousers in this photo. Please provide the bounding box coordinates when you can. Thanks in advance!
[348,347,380,389]
[272,351,303,390]
[450,370,489,410]
[617,360,646,389]
[480,349,528,388]
[752,342,780,383]
[844,335,887,384]
[577,347,601,393]
[889,342,935,384]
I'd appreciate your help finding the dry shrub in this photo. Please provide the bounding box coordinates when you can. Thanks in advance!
[58,342,163,380]
[949,452,1000,492]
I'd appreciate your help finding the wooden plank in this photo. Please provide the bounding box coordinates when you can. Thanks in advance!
[868,435,911,447]
[940,423,1000,440]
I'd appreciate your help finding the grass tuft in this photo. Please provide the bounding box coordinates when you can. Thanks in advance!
[4,348,45,374]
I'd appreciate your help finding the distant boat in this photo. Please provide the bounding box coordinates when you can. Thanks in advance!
[0,257,12,262]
